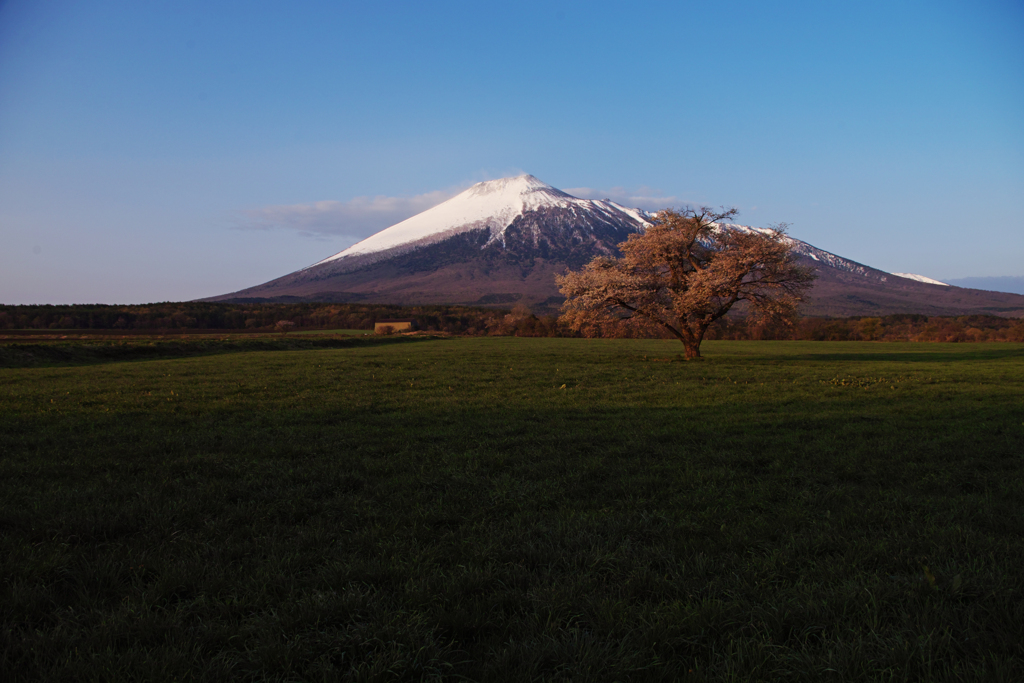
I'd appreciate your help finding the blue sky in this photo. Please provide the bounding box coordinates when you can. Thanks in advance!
[1,0,1021,304]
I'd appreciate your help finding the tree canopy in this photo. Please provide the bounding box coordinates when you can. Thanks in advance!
[556,207,816,359]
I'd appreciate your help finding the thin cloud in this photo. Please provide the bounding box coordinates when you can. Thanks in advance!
[564,186,683,212]
[234,182,686,239]
[233,188,460,238]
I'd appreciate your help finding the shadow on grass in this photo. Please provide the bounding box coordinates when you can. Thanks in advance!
[3,395,1023,681]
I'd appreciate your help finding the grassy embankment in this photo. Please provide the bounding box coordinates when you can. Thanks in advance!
[2,337,1022,681]
[0,330,380,368]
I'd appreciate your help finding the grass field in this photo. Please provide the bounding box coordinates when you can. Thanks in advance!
[2,337,1023,681]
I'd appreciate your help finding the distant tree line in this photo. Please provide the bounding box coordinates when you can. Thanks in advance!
[530,311,1024,343]
[0,302,564,337]
[1,303,1022,342]
[709,314,1024,343]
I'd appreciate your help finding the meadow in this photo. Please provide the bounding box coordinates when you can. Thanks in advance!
[1,336,1022,681]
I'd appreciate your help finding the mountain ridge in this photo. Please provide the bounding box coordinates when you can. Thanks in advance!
[208,175,1024,317]
[944,276,1024,295]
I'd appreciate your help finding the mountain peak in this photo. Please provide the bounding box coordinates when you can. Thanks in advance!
[466,174,561,196]
[308,174,648,268]
[461,174,571,204]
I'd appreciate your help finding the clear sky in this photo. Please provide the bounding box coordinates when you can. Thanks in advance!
[1,0,1021,304]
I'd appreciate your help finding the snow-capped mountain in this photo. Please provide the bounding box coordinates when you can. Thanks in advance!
[209,174,1024,317]
[307,175,651,273]
[718,223,884,279]
[300,174,871,278]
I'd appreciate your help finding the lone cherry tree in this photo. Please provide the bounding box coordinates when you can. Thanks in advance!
[556,207,816,359]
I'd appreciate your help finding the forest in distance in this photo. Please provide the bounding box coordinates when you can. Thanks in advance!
[2,301,1024,343]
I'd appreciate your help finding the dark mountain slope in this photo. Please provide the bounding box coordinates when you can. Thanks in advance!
[208,175,1024,317]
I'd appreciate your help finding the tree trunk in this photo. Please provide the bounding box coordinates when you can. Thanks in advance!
[680,323,707,360]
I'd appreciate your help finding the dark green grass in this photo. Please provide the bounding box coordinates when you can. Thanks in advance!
[2,339,1023,681]
[289,329,374,336]
[0,333,423,369]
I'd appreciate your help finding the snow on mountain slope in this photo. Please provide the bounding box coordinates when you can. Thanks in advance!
[891,273,949,286]
[301,173,883,284]
[211,174,1024,316]
[716,223,879,278]
[308,175,651,269]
